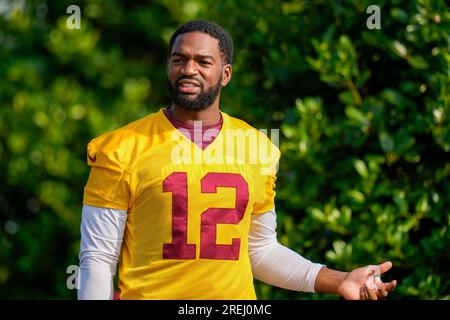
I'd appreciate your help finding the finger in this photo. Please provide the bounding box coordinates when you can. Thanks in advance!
[359,286,370,300]
[378,289,388,298]
[365,284,378,300]
[378,261,393,274]
[384,280,397,292]
[375,278,388,298]
[360,286,368,300]
[361,286,370,300]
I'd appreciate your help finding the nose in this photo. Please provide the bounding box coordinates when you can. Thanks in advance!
[180,59,197,76]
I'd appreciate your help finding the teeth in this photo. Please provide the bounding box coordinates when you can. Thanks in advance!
[180,83,196,87]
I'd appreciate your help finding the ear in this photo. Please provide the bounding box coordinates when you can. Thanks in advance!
[221,64,232,87]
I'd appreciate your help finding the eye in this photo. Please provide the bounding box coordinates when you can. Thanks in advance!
[199,60,211,66]
[172,58,183,64]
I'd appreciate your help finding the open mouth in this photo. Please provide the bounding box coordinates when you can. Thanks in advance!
[177,79,201,94]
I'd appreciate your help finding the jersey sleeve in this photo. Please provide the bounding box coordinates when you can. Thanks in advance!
[252,138,281,214]
[83,137,131,210]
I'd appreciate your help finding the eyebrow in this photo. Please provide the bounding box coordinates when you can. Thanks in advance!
[171,52,215,61]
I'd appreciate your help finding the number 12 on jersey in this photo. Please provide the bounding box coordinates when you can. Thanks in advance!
[162,172,249,260]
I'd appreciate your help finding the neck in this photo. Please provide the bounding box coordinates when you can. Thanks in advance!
[169,103,221,125]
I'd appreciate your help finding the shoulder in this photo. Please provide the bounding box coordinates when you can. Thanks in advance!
[223,112,281,174]
[224,112,281,154]
[87,110,162,169]
[225,113,257,131]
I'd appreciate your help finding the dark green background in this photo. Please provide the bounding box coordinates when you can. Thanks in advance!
[0,0,449,299]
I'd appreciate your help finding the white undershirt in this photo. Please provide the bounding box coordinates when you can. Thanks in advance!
[77,205,324,299]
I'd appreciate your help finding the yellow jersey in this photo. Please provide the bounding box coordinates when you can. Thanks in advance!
[83,108,280,299]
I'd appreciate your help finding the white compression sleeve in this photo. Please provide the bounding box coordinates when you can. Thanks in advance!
[77,205,127,300]
[249,209,325,293]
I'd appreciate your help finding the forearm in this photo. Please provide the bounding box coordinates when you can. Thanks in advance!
[313,266,348,294]
[250,243,324,292]
[78,255,115,300]
[249,209,324,292]
[77,205,127,300]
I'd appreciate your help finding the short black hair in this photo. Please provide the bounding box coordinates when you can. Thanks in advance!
[169,19,234,65]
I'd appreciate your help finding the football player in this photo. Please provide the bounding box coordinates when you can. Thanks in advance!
[78,19,396,300]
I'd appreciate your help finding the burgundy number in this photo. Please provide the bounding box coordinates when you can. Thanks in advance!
[200,173,249,260]
[163,172,249,260]
[162,172,196,259]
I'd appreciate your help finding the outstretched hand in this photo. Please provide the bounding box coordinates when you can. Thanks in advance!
[337,261,397,300]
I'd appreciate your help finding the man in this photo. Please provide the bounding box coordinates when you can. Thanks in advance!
[78,19,396,300]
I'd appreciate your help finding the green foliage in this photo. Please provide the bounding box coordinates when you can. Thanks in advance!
[0,0,448,299]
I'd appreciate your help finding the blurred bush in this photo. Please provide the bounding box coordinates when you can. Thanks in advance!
[0,0,448,299]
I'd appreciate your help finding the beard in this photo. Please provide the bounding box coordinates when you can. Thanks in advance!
[166,75,222,111]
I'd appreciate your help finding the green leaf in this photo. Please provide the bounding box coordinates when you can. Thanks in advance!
[392,40,407,58]
[391,8,409,23]
[379,132,395,152]
[339,91,357,105]
[416,195,429,213]
[347,190,366,203]
[354,159,370,179]
[394,129,416,154]
[382,89,408,107]
[345,105,367,124]
[309,207,325,222]
[408,55,429,69]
